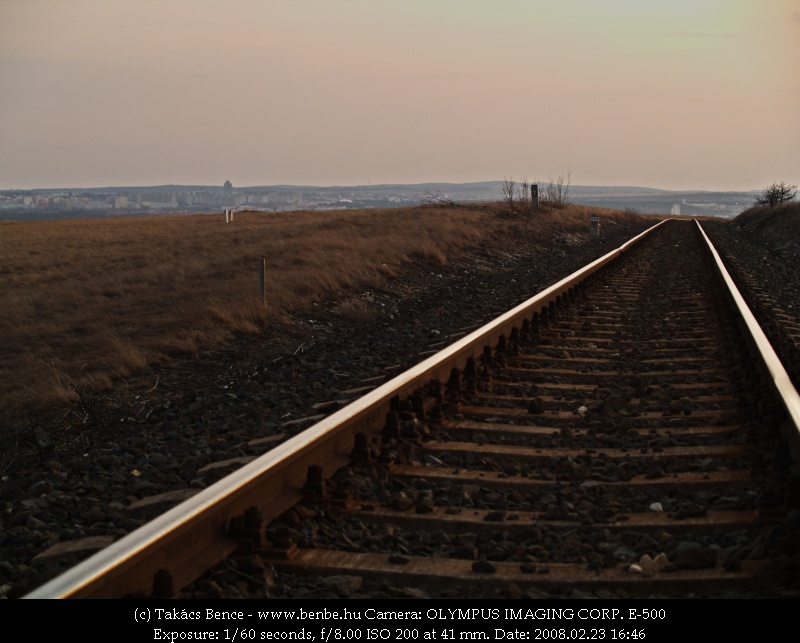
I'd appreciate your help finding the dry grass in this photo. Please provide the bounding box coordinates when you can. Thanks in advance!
[733,201,800,240]
[0,204,644,420]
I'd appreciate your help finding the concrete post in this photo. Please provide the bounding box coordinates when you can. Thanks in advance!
[531,184,539,210]
[590,215,600,237]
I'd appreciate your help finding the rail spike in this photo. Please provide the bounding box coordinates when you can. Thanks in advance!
[350,431,373,463]
[382,410,400,439]
[264,526,298,561]
[463,357,478,394]
[446,367,461,393]
[302,464,326,502]
[411,391,426,419]
[152,569,176,599]
[508,327,521,356]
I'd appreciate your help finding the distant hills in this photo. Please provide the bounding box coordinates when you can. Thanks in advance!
[1,181,759,220]
[13,181,754,196]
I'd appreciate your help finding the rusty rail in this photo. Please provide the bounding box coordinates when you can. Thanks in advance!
[696,220,800,457]
[25,222,666,598]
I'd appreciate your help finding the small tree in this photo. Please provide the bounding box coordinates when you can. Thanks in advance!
[499,176,537,235]
[517,178,531,212]
[501,177,517,212]
[500,176,532,215]
[541,171,572,209]
[754,181,797,210]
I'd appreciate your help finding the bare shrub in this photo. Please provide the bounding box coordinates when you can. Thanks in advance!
[518,178,532,211]
[541,172,572,209]
[420,191,461,208]
[501,177,516,212]
[500,177,532,215]
[500,177,538,236]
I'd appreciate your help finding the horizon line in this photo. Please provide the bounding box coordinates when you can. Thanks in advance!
[0,181,763,194]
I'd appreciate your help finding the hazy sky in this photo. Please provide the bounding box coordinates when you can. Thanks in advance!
[1,1,798,191]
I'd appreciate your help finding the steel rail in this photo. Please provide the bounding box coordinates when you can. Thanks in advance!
[696,220,800,456]
[25,219,672,598]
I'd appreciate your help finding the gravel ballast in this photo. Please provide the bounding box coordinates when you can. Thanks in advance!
[1,213,798,599]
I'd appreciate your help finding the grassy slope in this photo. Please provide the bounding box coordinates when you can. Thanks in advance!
[730,201,800,249]
[0,203,642,421]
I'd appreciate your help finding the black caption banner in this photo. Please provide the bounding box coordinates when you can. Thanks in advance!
[0,599,776,643]
[12,600,770,642]
[140,606,658,643]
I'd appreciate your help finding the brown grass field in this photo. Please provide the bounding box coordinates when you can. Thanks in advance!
[732,201,800,245]
[0,203,641,422]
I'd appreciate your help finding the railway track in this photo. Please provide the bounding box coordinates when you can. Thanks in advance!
[25,219,800,599]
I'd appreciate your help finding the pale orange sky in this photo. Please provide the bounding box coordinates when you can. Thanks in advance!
[1,0,797,190]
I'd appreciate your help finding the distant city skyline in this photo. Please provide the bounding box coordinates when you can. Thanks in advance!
[1,1,798,192]
[0,181,755,221]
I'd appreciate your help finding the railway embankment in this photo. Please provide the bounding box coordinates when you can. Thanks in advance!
[2,206,799,598]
